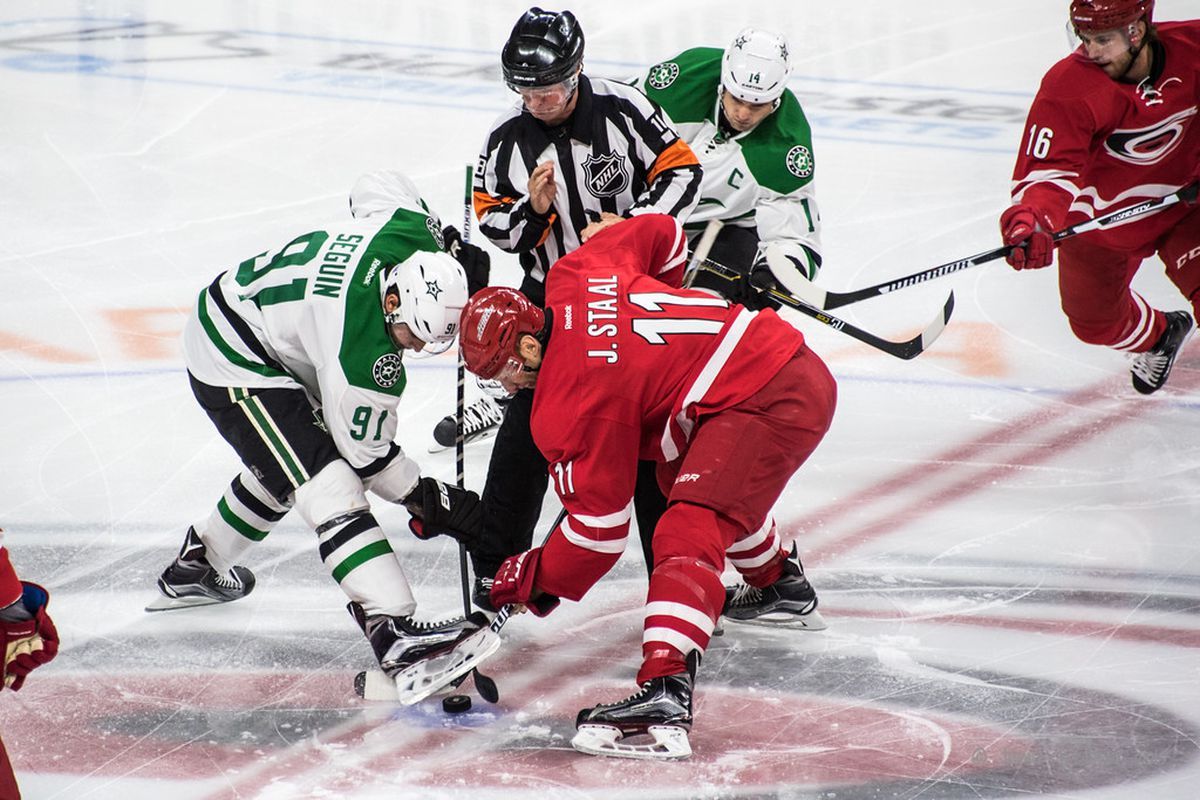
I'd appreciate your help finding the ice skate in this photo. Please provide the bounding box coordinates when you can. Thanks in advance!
[427,396,506,453]
[349,603,500,704]
[146,527,256,612]
[573,668,695,760]
[1130,310,1194,395]
[722,544,827,630]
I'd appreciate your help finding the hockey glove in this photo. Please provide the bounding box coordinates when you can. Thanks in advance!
[490,548,560,616]
[442,225,491,296]
[745,257,782,311]
[1000,205,1055,270]
[403,477,483,548]
[1,582,59,691]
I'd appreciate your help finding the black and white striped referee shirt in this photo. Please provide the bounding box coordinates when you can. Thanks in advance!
[473,75,702,304]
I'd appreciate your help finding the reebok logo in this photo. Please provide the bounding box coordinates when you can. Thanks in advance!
[675,473,701,484]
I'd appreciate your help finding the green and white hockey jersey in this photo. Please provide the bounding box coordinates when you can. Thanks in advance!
[643,47,822,278]
[183,194,446,472]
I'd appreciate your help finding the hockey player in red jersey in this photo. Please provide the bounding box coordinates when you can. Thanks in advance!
[1001,0,1200,394]
[1,530,59,799]
[458,214,837,759]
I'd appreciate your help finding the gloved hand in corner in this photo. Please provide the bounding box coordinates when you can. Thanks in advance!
[443,225,491,296]
[490,548,560,616]
[1,582,59,691]
[1000,205,1056,269]
[403,477,483,548]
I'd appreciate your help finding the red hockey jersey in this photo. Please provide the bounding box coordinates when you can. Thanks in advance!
[0,531,22,608]
[1011,21,1199,251]
[530,214,805,555]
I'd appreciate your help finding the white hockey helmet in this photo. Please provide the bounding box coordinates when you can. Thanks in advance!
[350,170,424,220]
[381,250,469,355]
[721,28,793,105]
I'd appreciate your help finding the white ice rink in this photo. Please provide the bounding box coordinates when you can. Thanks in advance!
[2,1,1199,798]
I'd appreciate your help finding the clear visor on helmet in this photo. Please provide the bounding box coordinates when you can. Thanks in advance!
[510,73,579,108]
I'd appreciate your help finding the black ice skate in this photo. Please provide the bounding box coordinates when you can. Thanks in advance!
[1130,310,1194,395]
[145,527,256,612]
[722,544,827,630]
[573,664,695,760]
[348,602,500,705]
[428,396,506,453]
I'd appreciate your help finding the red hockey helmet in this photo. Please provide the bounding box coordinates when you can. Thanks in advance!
[459,287,546,380]
[1070,0,1154,32]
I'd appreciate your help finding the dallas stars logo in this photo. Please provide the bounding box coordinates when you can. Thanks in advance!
[785,145,813,179]
[425,279,443,300]
[647,61,680,90]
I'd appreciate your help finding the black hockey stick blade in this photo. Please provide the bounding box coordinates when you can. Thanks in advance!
[698,259,954,360]
[781,182,1198,311]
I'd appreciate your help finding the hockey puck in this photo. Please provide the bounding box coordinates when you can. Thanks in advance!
[353,670,366,698]
[442,694,472,714]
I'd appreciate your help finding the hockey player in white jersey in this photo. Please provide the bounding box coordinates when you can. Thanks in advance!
[642,28,823,307]
[148,171,495,700]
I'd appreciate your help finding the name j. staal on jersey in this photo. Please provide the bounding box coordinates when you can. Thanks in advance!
[531,214,806,555]
[183,199,446,470]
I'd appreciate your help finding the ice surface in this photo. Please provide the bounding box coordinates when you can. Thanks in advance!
[2,1,1198,798]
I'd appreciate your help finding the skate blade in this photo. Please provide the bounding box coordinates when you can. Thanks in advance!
[571,724,692,760]
[426,428,499,454]
[724,606,828,631]
[144,593,232,612]
[393,626,502,706]
[355,669,399,701]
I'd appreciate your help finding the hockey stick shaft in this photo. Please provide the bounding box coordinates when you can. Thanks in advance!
[696,258,954,360]
[457,164,473,615]
[794,183,1198,311]
[682,219,722,288]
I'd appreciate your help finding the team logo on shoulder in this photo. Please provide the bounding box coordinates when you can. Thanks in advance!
[583,151,630,198]
[425,216,445,248]
[647,61,680,90]
[1104,106,1195,166]
[786,145,813,179]
[372,353,403,388]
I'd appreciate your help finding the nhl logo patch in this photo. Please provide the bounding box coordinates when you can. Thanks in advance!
[786,145,813,179]
[425,216,445,249]
[372,353,403,388]
[582,151,630,198]
[647,61,680,90]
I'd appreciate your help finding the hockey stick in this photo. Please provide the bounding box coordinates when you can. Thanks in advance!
[682,219,722,288]
[454,163,503,702]
[781,183,1200,311]
[456,164,472,614]
[695,257,954,360]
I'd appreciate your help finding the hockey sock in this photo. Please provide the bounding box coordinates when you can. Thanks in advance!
[315,509,416,618]
[727,516,785,589]
[194,470,291,574]
[639,555,723,684]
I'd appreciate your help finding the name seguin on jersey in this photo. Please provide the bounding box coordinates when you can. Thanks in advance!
[1104,106,1197,166]
[585,275,619,364]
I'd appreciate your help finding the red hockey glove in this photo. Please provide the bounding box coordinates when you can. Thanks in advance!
[1000,205,1055,270]
[404,477,482,548]
[2,582,59,691]
[490,548,560,616]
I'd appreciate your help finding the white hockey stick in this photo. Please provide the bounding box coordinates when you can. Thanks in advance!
[681,219,722,288]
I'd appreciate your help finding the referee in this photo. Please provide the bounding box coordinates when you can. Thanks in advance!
[468,7,702,608]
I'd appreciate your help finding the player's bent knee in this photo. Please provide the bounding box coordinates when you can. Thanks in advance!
[652,503,731,572]
[294,460,369,530]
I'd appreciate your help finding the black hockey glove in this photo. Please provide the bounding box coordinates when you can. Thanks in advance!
[745,258,782,311]
[403,477,483,548]
[442,225,491,296]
